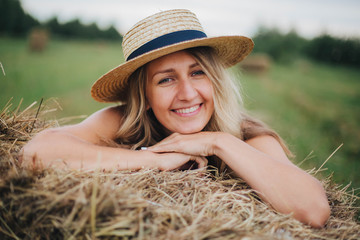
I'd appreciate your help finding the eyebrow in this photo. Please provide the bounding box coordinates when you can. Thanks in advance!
[150,62,200,80]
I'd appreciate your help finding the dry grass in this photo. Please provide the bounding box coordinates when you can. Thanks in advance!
[0,100,359,240]
[28,28,49,52]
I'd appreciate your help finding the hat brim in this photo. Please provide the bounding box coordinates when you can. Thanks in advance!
[91,35,254,102]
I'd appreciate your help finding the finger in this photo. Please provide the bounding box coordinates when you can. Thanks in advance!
[148,145,175,153]
[195,156,208,169]
[158,152,189,171]
[148,141,182,153]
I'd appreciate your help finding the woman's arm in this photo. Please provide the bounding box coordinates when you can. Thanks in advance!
[20,107,207,171]
[148,132,331,227]
[216,133,330,228]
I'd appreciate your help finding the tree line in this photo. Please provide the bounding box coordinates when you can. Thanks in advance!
[0,0,122,41]
[252,27,360,68]
[1,0,358,67]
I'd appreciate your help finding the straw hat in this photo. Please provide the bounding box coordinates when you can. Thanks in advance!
[91,9,254,102]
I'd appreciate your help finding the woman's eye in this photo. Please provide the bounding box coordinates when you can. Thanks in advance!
[192,70,205,76]
[158,78,173,85]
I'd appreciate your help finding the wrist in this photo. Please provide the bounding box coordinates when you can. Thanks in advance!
[137,149,158,169]
[213,132,236,157]
[112,148,156,170]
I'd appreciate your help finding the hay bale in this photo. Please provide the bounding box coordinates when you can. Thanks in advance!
[0,100,359,240]
[28,28,49,52]
[240,54,272,74]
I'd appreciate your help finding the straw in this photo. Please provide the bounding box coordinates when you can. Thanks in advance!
[91,9,254,103]
[0,100,359,239]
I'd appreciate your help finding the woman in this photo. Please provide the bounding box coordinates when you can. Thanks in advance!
[21,9,330,227]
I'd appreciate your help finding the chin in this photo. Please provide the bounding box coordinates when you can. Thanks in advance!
[173,125,204,134]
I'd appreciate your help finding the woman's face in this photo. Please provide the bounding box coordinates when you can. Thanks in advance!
[146,50,214,134]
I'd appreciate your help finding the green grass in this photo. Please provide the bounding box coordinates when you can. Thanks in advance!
[0,37,121,118]
[240,60,360,190]
[1,37,359,192]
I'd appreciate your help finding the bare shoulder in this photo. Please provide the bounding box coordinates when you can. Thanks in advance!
[83,105,124,126]
[62,105,125,143]
[245,135,291,164]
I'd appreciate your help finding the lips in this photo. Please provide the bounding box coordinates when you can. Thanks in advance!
[173,104,201,114]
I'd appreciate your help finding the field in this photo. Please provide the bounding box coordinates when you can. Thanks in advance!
[1,37,359,192]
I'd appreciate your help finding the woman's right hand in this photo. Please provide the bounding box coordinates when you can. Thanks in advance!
[146,151,208,171]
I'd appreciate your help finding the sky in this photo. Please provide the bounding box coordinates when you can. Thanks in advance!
[21,0,360,39]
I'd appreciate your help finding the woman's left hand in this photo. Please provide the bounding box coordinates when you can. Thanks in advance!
[148,132,221,156]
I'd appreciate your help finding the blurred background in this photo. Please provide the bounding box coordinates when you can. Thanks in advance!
[1,0,359,205]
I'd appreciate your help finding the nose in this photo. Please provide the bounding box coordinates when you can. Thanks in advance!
[176,78,198,101]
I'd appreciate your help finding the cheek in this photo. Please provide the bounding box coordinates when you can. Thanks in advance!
[203,83,215,103]
[146,88,169,111]
[204,84,215,114]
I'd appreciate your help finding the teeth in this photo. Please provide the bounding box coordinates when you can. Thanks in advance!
[175,105,200,114]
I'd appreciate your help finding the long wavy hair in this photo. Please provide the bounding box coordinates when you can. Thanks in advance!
[114,47,291,170]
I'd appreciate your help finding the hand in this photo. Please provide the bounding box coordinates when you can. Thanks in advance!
[148,132,221,157]
[152,152,208,171]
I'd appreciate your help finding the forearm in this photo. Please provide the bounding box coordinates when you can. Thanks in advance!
[214,133,330,227]
[21,129,153,171]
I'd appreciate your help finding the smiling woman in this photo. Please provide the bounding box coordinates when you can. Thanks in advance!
[145,51,214,134]
[21,9,330,227]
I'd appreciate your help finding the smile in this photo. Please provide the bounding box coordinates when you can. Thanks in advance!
[173,104,201,115]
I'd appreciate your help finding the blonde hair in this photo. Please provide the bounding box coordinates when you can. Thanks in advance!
[114,47,292,169]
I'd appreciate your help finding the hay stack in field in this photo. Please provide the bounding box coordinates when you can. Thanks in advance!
[239,53,271,74]
[28,28,49,52]
[0,100,359,240]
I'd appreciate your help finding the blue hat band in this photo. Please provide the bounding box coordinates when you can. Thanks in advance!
[126,30,207,61]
